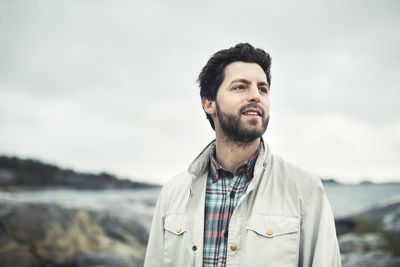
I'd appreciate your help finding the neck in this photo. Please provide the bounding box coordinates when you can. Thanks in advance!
[214,133,261,173]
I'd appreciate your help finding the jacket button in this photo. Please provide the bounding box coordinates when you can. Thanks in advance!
[230,244,237,251]
[192,245,198,251]
[176,227,181,233]
[266,229,273,236]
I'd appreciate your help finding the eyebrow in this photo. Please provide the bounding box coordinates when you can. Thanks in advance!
[230,79,269,87]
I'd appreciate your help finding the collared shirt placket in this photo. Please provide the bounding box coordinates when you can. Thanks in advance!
[203,145,260,267]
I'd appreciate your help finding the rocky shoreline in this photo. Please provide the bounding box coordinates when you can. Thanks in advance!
[0,197,399,267]
[0,201,148,267]
[337,201,400,267]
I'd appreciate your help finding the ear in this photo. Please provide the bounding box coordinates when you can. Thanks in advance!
[201,97,216,116]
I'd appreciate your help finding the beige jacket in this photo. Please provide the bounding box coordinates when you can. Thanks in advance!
[144,140,342,267]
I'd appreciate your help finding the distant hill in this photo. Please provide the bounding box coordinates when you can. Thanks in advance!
[0,155,159,190]
[321,178,341,185]
[321,178,399,186]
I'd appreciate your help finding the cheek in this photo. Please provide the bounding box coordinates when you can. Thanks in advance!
[216,97,236,112]
[262,97,270,111]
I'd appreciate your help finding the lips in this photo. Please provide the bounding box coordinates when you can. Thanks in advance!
[242,108,262,116]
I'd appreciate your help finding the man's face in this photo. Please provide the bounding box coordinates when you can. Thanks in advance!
[204,61,270,144]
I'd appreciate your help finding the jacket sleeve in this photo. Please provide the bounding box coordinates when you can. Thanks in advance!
[299,180,342,267]
[144,188,167,267]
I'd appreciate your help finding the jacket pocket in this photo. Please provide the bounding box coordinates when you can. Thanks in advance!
[163,214,189,267]
[245,214,299,267]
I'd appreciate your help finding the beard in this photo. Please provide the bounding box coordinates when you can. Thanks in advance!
[215,101,269,145]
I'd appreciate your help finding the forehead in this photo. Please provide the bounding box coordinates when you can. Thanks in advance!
[223,61,267,83]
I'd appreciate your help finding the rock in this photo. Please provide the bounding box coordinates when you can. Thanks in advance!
[1,192,399,267]
[337,202,400,267]
[339,232,400,267]
[72,252,143,267]
[358,202,400,242]
[341,250,400,267]
[339,233,387,254]
[101,216,148,247]
[0,243,40,267]
[335,217,356,235]
[0,201,147,267]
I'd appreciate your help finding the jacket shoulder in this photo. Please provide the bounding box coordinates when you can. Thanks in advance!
[158,171,192,211]
[270,154,324,200]
[164,171,191,188]
[272,154,321,184]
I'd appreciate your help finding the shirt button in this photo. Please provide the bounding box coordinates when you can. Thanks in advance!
[192,245,198,251]
[266,229,273,236]
[230,244,237,251]
[176,227,181,233]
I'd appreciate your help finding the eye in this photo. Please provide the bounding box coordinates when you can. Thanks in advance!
[259,87,269,94]
[233,84,247,90]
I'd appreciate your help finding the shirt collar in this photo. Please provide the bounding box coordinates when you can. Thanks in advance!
[209,142,261,183]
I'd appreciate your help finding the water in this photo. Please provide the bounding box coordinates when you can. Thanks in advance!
[0,187,161,208]
[324,183,400,217]
[0,183,399,220]
[0,187,162,231]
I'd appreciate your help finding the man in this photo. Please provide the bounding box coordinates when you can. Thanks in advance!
[144,43,341,267]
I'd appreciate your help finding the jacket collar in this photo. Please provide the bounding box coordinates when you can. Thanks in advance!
[188,140,215,177]
[188,138,271,181]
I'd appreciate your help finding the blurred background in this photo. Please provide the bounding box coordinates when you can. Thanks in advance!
[0,0,399,266]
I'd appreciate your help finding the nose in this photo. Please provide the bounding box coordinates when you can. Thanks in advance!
[247,83,262,103]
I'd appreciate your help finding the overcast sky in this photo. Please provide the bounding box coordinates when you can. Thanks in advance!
[1,0,399,184]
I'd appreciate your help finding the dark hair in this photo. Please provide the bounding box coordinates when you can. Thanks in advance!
[198,43,272,130]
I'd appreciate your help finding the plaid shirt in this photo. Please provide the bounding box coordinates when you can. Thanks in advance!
[203,144,261,267]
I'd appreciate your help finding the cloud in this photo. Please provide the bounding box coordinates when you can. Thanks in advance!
[0,0,399,183]
[268,110,400,183]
